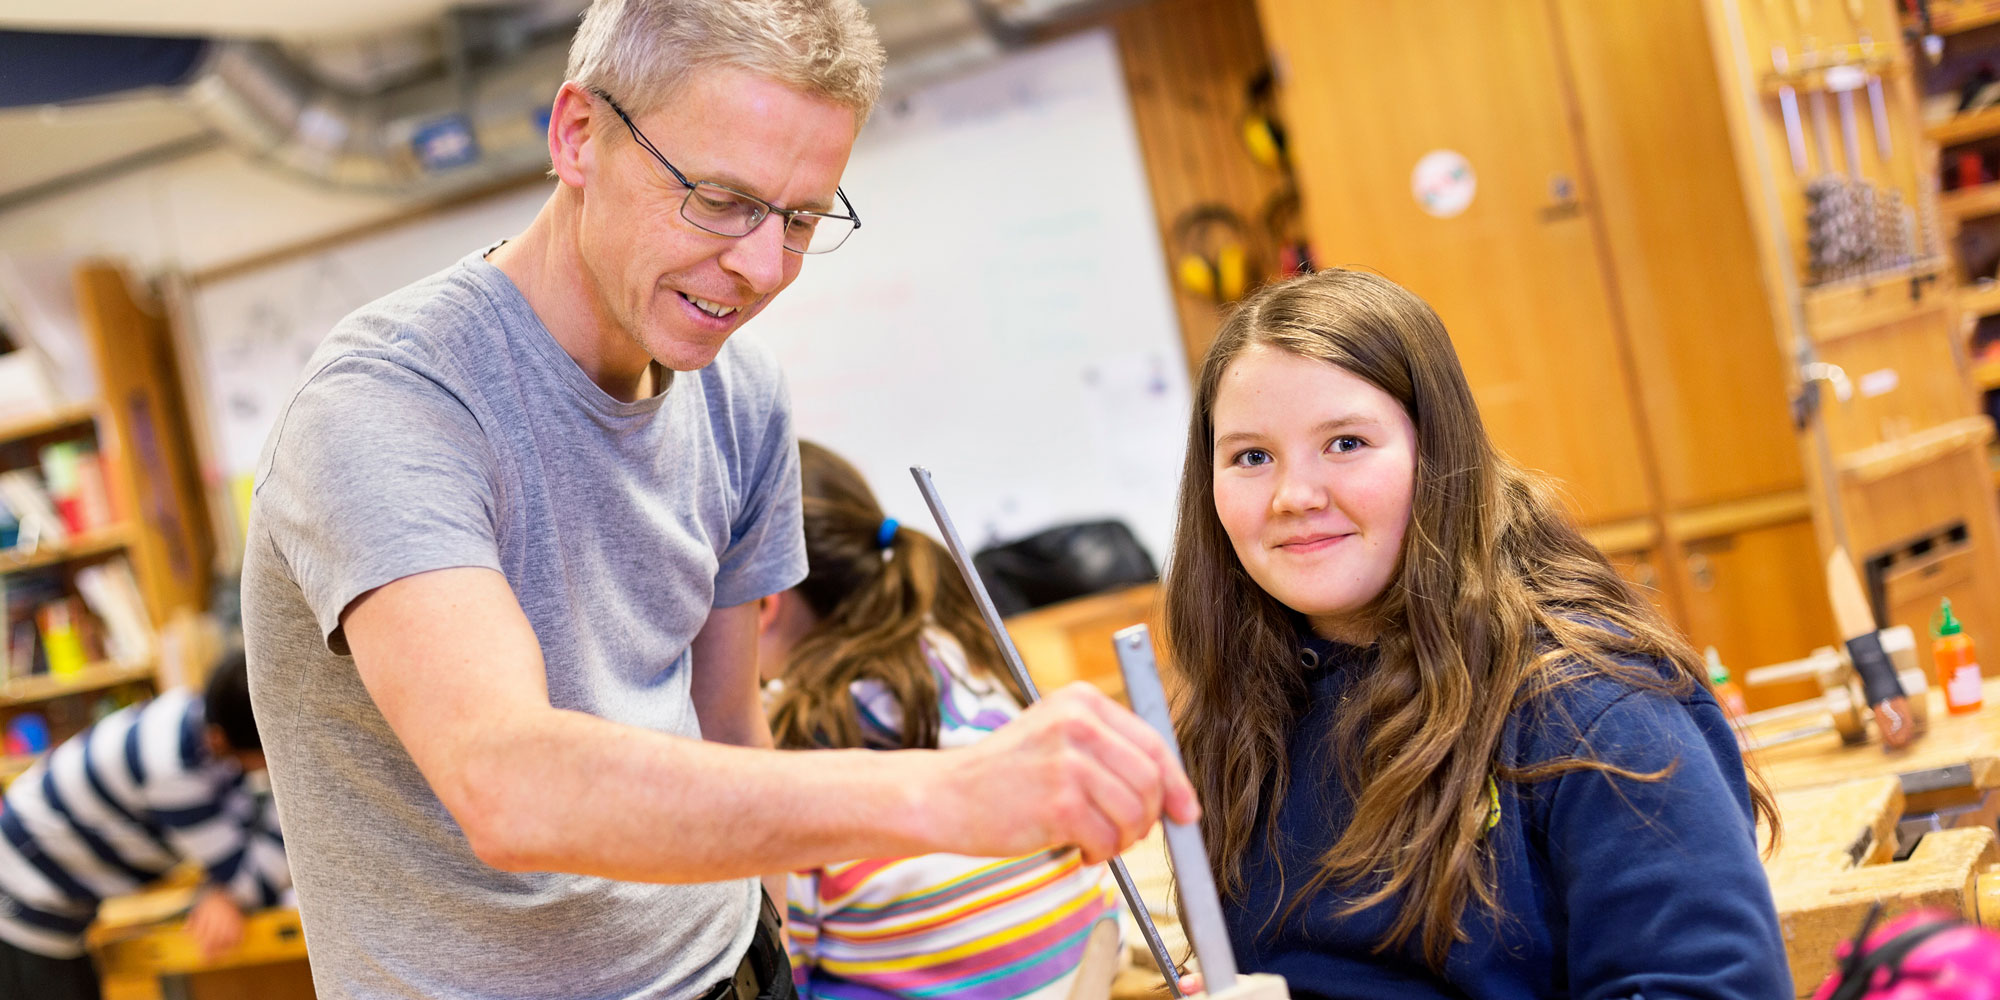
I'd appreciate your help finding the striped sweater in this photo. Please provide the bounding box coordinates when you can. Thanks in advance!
[0,689,290,958]
[786,630,1120,1000]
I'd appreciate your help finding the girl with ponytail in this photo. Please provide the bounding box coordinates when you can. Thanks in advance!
[761,441,1120,1000]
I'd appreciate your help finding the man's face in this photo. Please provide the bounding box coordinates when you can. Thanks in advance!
[578,68,858,371]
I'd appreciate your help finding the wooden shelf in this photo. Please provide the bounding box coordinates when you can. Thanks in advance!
[1976,360,2000,391]
[0,403,97,447]
[1665,490,1812,542]
[1837,416,1996,484]
[0,523,132,575]
[1914,0,2000,36]
[1929,104,2000,146]
[1966,284,2000,320]
[1581,517,1658,554]
[0,660,154,709]
[1943,180,2000,221]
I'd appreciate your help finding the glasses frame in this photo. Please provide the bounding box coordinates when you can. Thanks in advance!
[592,89,861,255]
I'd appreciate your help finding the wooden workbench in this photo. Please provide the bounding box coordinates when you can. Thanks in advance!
[1744,676,2000,801]
[89,884,313,1000]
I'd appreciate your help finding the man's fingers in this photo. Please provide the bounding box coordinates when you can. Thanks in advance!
[1059,682,1201,826]
[1066,746,1152,852]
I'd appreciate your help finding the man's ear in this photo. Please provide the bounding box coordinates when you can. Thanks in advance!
[756,592,785,634]
[548,81,601,188]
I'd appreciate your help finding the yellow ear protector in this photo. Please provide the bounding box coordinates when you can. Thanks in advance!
[1173,204,1253,304]
[1262,186,1315,276]
[1242,67,1288,171]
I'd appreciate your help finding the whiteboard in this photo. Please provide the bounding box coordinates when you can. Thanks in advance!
[189,27,1189,564]
[745,29,1189,560]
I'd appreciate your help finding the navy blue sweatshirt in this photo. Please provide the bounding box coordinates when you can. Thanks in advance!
[1225,638,1792,1000]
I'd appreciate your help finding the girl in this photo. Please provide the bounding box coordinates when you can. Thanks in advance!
[1163,270,1790,998]
[760,441,1122,1000]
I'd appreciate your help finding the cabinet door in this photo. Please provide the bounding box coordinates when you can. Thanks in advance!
[1677,516,1839,711]
[1551,0,1803,509]
[1601,545,1683,626]
[1255,0,1654,524]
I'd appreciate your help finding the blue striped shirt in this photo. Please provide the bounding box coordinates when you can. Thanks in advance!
[0,689,290,958]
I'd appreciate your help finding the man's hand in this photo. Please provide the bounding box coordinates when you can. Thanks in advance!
[185,888,247,961]
[922,682,1199,864]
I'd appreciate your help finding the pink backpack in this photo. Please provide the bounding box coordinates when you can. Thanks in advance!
[1812,905,2000,999]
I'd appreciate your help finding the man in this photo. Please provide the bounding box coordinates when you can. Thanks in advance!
[0,652,289,1000]
[240,2,1196,999]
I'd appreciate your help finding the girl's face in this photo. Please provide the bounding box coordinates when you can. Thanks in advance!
[1210,344,1418,643]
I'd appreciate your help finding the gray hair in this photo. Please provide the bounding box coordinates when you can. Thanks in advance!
[567,0,885,124]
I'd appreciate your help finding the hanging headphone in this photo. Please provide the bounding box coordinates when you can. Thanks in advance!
[1172,204,1253,304]
[1242,66,1289,171]
[1262,185,1315,276]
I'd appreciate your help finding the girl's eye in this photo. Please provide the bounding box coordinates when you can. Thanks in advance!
[1329,436,1365,454]
[1231,448,1273,468]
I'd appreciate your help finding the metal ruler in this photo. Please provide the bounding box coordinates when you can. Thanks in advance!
[910,467,1185,997]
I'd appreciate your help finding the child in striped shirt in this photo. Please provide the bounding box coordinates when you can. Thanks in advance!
[757,442,1121,1000]
[0,650,290,1000]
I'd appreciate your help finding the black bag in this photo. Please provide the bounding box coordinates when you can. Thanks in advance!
[972,520,1157,617]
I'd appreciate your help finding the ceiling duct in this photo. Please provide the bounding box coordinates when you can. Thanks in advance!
[181,32,570,196]
[0,0,1151,200]
[0,7,574,199]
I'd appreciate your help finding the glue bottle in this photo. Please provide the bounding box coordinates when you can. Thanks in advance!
[1933,599,1984,715]
[1706,646,1748,720]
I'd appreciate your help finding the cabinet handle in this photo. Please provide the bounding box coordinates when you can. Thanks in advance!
[1687,552,1716,592]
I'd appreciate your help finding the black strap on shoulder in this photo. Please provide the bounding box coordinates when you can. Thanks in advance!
[1826,903,1957,1000]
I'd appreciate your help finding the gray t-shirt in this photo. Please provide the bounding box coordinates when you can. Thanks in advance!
[241,249,807,1000]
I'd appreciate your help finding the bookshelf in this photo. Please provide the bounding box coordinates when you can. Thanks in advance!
[0,523,134,574]
[0,261,215,784]
[1911,4,2000,494]
[0,403,98,445]
[0,660,157,708]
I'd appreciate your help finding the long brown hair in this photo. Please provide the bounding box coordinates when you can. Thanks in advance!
[1162,270,1779,968]
[768,441,1026,750]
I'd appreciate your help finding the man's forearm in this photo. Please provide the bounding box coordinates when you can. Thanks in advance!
[457,706,941,882]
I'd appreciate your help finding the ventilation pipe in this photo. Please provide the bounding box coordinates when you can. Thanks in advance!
[0,12,572,198]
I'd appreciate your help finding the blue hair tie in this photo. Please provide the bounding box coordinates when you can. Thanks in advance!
[875,518,900,550]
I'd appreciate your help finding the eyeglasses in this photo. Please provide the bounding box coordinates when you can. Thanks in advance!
[594,90,861,255]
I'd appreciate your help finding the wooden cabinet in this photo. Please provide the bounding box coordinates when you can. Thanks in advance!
[1004,583,1163,702]
[1253,0,1834,671]
[1243,0,2000,691]
[1246,0,1655,525]
[1553,0,1808,510]
[1672,505,1841,710]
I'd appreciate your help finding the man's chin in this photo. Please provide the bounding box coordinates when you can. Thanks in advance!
[645,328,735,372]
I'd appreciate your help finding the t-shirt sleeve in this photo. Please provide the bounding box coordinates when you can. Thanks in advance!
[254,354,503,654]
[711,363,805,608]
[1539,686,1793,1000]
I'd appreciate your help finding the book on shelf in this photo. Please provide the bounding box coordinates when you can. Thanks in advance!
[38,441,115,536]
[2,570,62,682]
[35,597,93,679]
[0,469,67,549]
[0,568,118,684]
[74,557,151,667]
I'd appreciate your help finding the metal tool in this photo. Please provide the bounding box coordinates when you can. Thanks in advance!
[1808,82,1838,177]
[1859,37,1893,162]
[1113,626,1238,996]
[1773,46,1810,177]
[1738,637,1930,751]
[909,466,1185,999]
[1826,62,1866,179]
